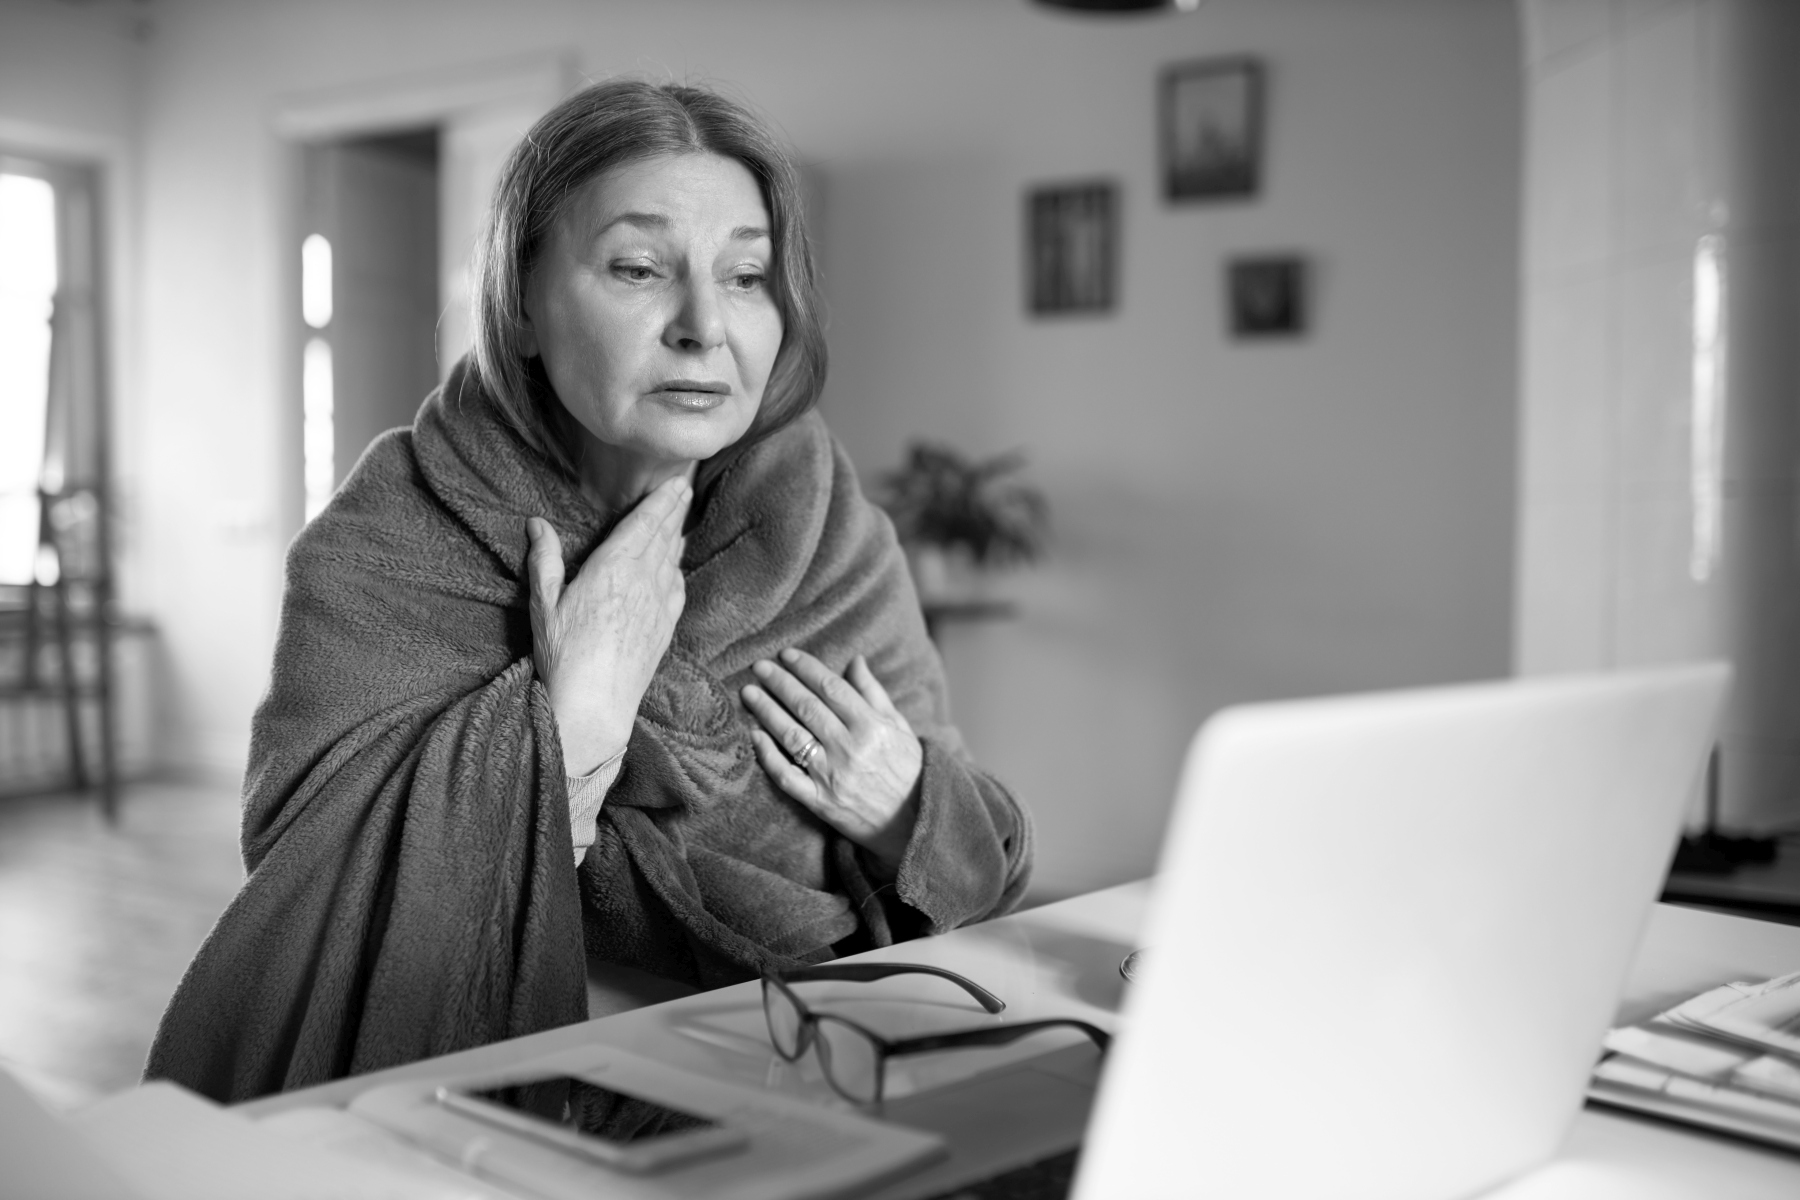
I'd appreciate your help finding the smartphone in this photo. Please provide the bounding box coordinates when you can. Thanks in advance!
[435,1073,747,1174]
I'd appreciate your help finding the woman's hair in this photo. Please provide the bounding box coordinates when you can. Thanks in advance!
[469,79,827,479]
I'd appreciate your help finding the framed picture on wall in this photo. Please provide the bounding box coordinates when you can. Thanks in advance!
[1027,180,1118,316]
[1227,255,1307,338]
[1161,57,1264,201]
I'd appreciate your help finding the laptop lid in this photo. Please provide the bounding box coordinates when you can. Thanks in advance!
[1073,664,1728,1200]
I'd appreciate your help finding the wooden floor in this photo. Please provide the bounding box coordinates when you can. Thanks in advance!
[0,780,243,1108]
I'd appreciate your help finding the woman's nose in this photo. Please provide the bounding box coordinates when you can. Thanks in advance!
[665,276,726,352]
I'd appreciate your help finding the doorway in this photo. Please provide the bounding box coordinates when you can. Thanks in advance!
[298,128,441,519]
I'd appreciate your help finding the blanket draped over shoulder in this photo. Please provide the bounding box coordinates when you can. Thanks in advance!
[147,363,1032,1103]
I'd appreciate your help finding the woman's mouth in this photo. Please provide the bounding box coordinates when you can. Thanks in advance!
[651,380,731,410]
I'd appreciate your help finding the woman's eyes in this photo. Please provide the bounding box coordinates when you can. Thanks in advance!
[606,261,767,292]
[612,262,659,283]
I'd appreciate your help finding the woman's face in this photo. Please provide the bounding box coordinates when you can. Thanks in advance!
[523,152,783,479]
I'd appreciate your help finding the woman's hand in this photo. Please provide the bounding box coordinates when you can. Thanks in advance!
[740,648,923,873]
[527,475,691,775]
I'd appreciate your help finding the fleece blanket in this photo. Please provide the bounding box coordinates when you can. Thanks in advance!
[146,362,1032,1103]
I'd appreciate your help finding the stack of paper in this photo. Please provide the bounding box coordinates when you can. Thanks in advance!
[1589,969,1800,1150]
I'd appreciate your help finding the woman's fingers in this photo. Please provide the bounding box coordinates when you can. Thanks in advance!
[611,474,691,556]
[743,648,924,869]
[770,647,873,730]
[846,655,908,724]
[642,472,691,525]
[525,517,566,686]
[655,547,683,591]
[525,477,695,777]
[747,657,852,745]
[650,484,692,556]
[751,729,820,806]
[525,517,565,611]
[741,676,838,762]
[640,484,691,582]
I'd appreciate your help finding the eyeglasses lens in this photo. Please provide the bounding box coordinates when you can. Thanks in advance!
[763,979,805,1059]
[814,1016,882,1105]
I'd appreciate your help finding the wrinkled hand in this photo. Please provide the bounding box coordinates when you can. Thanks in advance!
[527,475,690,775]
[740,648,923,872]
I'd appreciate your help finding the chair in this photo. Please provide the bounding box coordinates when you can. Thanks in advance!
[0,488,117,816]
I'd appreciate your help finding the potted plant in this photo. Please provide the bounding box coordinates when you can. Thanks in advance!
[876,441,1049,604]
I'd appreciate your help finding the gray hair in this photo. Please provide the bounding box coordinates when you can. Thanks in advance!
[468,79,827,480]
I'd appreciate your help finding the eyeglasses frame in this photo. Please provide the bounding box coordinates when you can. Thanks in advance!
[760,962,1111,1106]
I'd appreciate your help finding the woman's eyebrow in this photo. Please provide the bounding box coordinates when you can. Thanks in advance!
[595,211,671,237]
[590,215,768,244]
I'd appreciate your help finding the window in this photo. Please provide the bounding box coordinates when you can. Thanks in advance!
[0,172,58,584]
[0,157,107,590]
[301,232,334,522]
[0,154,117,804]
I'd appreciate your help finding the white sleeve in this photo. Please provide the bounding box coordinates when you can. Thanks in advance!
[567,749,625,867]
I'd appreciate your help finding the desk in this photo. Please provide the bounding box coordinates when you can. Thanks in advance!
[243,884,1800,1198]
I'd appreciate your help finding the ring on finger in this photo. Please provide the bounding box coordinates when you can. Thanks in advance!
[794,737,823,772]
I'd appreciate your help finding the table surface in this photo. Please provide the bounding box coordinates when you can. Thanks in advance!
[243,882,1800,1198]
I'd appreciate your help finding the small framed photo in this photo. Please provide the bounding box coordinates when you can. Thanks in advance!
[1228,255,1307,338]
[1162,57,1264,202]
[1027,181,1117,316]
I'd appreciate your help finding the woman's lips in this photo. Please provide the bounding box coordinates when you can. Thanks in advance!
[650,381,731,411]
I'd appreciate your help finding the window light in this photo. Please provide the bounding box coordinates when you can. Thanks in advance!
[303,337,334,521]
[0,173,57,585]
[1690,235,1726,584]
[302,233,333,329]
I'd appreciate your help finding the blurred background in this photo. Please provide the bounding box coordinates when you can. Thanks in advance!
[4,0,1799,1103]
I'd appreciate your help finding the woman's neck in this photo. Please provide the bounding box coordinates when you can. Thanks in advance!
[575,432,695,521]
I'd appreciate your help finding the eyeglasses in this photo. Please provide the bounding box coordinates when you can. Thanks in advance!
[760,962,1111,1106]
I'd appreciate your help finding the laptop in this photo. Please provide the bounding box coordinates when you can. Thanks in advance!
[881,664,1727,1199]
[1066,663,1729,1199]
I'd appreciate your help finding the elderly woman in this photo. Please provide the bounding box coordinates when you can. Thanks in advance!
[148,80,1031,1103]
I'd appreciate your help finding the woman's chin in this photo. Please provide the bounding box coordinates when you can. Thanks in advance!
[634,404,757,462]
[593,427,743,474]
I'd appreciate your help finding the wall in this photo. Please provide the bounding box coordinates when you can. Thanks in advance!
[0,5,140,158]
[110,0,1515,899]
[1514,0,1800,830]
[817,2,1521,895]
